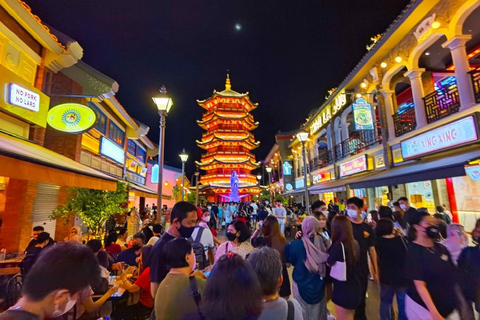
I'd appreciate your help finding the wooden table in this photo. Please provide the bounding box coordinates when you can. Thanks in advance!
[0,256,23,276]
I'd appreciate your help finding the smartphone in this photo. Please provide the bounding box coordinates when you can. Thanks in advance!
[203,270,211,277]
[367,213,372,223]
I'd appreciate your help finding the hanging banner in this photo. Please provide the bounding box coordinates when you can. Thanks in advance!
[352,98,374,130]
[47,103,96,134]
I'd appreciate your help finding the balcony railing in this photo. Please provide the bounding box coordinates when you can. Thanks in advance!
[392,105,416,137]
[309,151,334,172]
[334,130,381,160]
[470,67,480,103]
[423,83,460,124]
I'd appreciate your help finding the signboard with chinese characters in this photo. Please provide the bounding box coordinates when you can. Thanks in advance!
[8,83,40,112]
[339,155,368,178]
[352,98,374,130]
[282,162,292,176]
[414,14,436,42]
[401,116,479,160]
[47,103,96,134]
[100,137,125,164]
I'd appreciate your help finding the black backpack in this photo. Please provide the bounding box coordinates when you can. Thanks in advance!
[189,227,208,270]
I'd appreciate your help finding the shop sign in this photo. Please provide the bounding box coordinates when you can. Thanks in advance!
[283,162,292,176]
[47,103,96,134]
[352,98,374,130]
[295,179,304,189]
[312,173,323,184]
[401,116,479,160]
[339,155,367,177]
[465,165,480,181]
[375,154,385,169]
[126,158,138,173]
[331,90,348,115]
[414,14,436,42]
[100,137,125,164]
[310,106,332,134]
[7,83,40,112]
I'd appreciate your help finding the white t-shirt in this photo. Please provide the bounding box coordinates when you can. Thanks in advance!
[274,206,287,224]
[191,226,214,253]
[251,203,258,215]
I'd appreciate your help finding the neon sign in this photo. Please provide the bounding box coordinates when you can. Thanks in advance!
[339,155,368,177]
[7,83,40,112]
[283,162,292,176]
[47,103,96,134]
[401,116,478,160]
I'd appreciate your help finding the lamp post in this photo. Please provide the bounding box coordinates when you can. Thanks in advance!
[256,174,262,186]
[265,167,272,203]
[296,130,310,214]
[195,170,200,207]
[152,86,173,221]
[179,149,189,201]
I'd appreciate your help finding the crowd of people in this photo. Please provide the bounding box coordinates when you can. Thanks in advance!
[1,197,479,320]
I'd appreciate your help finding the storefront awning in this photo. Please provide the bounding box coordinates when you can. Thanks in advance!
[128,182,157,198]
[349,150,480,189]
[0,132,117,190]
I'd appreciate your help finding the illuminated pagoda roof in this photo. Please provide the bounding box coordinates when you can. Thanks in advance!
[195,157,260,168]
[197,74,259,112]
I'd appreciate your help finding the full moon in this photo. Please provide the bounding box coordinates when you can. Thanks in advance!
[235,24,241,31]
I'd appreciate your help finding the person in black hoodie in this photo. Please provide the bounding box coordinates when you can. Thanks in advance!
[375,219,409,320]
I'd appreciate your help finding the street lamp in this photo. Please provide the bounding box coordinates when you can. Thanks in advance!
[296,130,310,214]
[256,174,262,185]
[179,148,189,201]
[152,86,173,221]
[195,170,200,207]
[265,167,272,203]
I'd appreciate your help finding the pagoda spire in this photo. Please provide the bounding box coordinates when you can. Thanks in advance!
[225,72,231,90]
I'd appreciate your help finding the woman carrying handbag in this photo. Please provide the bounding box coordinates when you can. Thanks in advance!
[327,215,362,320]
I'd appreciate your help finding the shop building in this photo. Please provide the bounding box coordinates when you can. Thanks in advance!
[272,0,480,230]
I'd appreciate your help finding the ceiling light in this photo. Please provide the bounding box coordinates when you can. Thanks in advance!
[432,21,441,29]
[360,82,367,88]
[380,62,387,68]
[425,52,430,56]
[395,56,403,63]
[356,93,362,98]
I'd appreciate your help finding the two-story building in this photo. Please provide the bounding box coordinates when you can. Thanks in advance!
[273,0,480,231]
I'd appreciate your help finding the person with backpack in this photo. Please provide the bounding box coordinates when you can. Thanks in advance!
[191,209,215,268]
[248,247,304,320]
[155,238,207,320]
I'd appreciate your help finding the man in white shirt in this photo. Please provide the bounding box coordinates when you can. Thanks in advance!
[192,210,215,265]
[273,202,287,234]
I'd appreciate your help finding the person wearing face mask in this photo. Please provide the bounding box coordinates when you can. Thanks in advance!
[398,197,419,229]
[0,243,100,320]
[155,238,207,320]
[345,197,378,320]
[442,224,469,264]
[215,220,253,262]
[191,208,216,266]
[149,201,198,299]
[405,212,458,319]
[458,219,480,318]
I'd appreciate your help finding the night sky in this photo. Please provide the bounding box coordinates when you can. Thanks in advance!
[29,0,410,177]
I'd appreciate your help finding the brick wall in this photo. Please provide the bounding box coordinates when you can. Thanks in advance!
[0,179,37,253]
[44,127,82,161]
[28,126,46,146]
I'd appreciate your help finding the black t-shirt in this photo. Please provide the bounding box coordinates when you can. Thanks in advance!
[0,310,39,320]
[350,222,375,276]
[25,237,54,252]
[149,232,176,283]
[405,242,457,317]
[375,236,409,287]
[404,207,419,227]
[457,245,480,302]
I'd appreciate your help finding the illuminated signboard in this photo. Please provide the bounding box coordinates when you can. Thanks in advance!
[7,83,40,112]
[285,183,293,191]
[352,98,374,130]
[401,116,478,160]
[295,179,304,189]
[283,162,292,176]
[465,165,480,181]
[310,106,332,134]
[339,155,368,177]
[47,103,96,134]
[331,90,347,115]
[312,173,323,184]
[100,137,125,164]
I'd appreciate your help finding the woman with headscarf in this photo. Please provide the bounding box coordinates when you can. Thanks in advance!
[64,226,83,244]
[285,216,329,320]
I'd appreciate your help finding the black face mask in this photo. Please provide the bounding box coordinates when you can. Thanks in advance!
[424,225,440,239]
[226,232,237,242]
[472,236,480,245]
[178,225,195,238]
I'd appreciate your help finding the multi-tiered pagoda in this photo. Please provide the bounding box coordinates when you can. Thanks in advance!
[196,75,261,202]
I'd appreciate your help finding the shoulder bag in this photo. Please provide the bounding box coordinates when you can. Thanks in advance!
[189,276,205,320]
[330,242,347,281]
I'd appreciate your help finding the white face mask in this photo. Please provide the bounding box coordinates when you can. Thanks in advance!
[202,215,210,223]
[400,204,407,210]
[322,210,328,216]
[347,209,358,219]
[51,293,76,317]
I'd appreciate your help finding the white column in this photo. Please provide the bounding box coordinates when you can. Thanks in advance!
[404,68,427,127]
[382,90,396,140]
[442,35,475,110]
